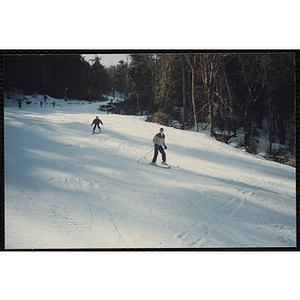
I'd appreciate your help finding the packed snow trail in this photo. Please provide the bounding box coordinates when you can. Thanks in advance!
[4,99,296,248]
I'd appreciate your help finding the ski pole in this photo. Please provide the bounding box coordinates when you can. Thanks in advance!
[137,149,153,162]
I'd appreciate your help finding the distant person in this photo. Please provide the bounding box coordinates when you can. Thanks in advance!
[18,99,22,108]
[40,101,43,107]
[53,101,56,107]
[91,116,103,133]
[150,128,168,165]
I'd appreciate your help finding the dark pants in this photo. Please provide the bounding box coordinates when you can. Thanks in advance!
[152,145,166,163]
[93,124,101,132]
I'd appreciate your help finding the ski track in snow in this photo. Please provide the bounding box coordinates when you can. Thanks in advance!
[4,100,296,249]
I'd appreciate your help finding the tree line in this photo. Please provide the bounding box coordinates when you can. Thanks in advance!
[4,54,110,101]
[110,52,295,156]
[4,52,295,159]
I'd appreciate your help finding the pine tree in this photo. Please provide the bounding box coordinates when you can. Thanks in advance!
[90,56,108,101]
[115,60,128,99]
[126,54,154,115]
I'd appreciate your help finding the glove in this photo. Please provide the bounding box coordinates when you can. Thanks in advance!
[154,144,159,148]
[164,145,167,150]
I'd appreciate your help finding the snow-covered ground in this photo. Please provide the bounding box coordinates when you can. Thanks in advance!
[4,96,296,249]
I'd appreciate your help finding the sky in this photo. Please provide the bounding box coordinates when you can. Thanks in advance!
[82,54,131,67]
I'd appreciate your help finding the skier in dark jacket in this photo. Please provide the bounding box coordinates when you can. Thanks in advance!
[150,128,167,165]
[91,116,103,133]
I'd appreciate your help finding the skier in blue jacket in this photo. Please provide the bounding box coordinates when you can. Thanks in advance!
[150,128,168,165]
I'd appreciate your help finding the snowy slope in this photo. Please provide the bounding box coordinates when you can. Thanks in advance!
[4,97,296,249]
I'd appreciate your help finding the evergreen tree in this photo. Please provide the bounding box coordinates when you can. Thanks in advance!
[115,60,128,99]
[89,56,108,101]
[4,54,107,101]
[126,54,154,115]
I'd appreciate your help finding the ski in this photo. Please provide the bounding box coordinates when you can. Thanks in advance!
[161,163,179,168]
[150,163,170,169]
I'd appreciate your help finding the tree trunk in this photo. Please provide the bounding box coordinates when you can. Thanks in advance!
[243,105,250,145]
[224,66,236,134]
[181,56,186,130]
[186,54,199,132]
[272,112,276,143]
[267,97,273,153]
[42,62,46,101]
[208,94,213,137]
[277,113,286,145]
[162,67,172,113]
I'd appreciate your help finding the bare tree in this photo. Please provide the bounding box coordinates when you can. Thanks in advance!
[181,55,187,130]
[185,54,198,132]
[198,53,220,137]
[236,54,263,145]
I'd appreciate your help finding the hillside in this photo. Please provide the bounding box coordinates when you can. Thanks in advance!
[4,96,296,249]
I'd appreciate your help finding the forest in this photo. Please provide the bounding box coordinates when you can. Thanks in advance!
[4,54,108,101]
[3,52,295,162]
